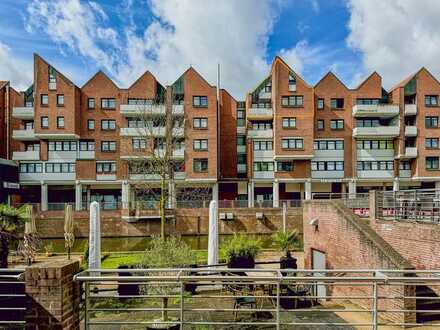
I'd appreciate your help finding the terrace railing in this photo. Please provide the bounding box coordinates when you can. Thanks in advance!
[75,268,440,330]
[0,269,26,327]
[312,192,370,217]
[376,189,440,223]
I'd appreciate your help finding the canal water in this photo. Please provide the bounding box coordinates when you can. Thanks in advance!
[41,234,303,253]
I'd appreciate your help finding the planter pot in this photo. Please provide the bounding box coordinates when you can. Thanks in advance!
[227,256,255,269]
[184,264,198,295]
[280,253,297,271]
[117,265,139,298]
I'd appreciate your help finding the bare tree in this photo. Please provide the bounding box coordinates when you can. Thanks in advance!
[125,90,209,238]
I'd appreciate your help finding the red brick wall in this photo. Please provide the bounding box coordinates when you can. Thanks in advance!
[219,89,237,179]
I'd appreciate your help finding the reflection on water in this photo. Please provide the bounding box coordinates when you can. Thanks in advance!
[41,234,303,253]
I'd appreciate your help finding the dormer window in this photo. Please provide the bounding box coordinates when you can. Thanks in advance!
[288,74,296,92]
[48,66,57,90]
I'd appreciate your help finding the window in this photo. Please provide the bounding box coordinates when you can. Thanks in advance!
[251,101,271,108]
[425,138,439,149]
[317,98,324,110]
[253,162,274,171]
[41,116,49,128]
[96,162,116,174]
[357,161,394,171]
[193,96,208,107]
[314,140,344,150]
[101,141,116,152]
[193,158,208,172]
[356,140,394,150]
[79,141,95,151]
[357,98,379,105]
[425,116,438,128]
[132,138,146,150]
[312,161,344,171]
[331,98,344,109]
[426,157,439,170]
[193,117,208,129]
[400,161,411,170]
[282,117,296,128]
[254,140,273,150]
[237,109,246,127]
[19,163,43,173]
[237,154,246,164]
[128,98,152,105]
[330,119,344,130]
[264,81,272,93]
[193,139,208,151]
[101,120,116,130]
[56,94,64,106]
[237,136,246,146]
[45,163,75,173]
[281,95,303,107]
[317,120,324,130]
[282,138,303,150]
[252,122,272,130]
[127,118,146,128]
[87,119,95,130]
[57,117,64,128]
[48,141,77,151]
[277,161,294,172]
[88,98,95,109]
[425,95,439,107]
[41,94,48,106]
[25,143,40,151]
[101,98,116,109]
[357,119,380,127]
[25,121,34,130]
[288,74,296,91]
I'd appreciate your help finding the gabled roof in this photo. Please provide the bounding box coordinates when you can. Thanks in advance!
[81,70,120,90]
[355,71,381,90]
[0,81,8,89]
[389,67,440,92]
[271,55,312,89]
[314,71,350,90]
[126,70,163,90]
[34,53,77,88]
[172,66,215,88]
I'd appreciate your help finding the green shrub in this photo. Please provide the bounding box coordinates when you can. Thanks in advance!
[222,233,261,262]
[271,229,300,254]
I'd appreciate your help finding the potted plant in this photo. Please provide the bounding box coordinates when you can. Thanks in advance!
[139,236,196,330]
[271,230,300,270]
[223,234,262,269]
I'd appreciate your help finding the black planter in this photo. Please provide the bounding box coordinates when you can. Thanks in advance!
[117,265,139,299]
[280,252,297,271]
[184,264,198,295]
[227,256,255,270]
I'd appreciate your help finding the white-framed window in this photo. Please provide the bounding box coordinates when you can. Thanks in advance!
[193,139,208,151]
[282,117,296,128]
[281,138,303,150]
[193,117,208,129]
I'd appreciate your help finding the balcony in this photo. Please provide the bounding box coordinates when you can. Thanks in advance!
[129,171,185,181]
[258,91,271,99]
[357,170,394,179]
[78,150,95,160]
[172,104,184,115]
[402,147,418,159]
[247,107,273,119]
[12,129,37,141]
[48,151,77,160]
[313,149,344,160]
[237,164,246,173]
[237,145,246,153]
[253,171,274,179]
[120,104,166,116]
[311,171,345,179]
[352,126,399,138]
[399,169,412,178]
[253,150,274,160]
[20,172,75,182]
[154,148,185,159]
[12,106,34,119]
[356,149,395,161]
[404,104,417,116]
[404,126,417,137]
[120,127,184,137]
[237,126,246,135]
[247,129,273,139]
[12,150,40,161]
[97,174,117,181]
[352,104,399,118]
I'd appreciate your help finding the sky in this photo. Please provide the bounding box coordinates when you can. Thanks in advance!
[1,0,440,99]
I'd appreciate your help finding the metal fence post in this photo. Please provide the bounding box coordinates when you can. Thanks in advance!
[276,282,280,330]
[180,282,184,328]
[372,282,378,330]
[84,282,90,330]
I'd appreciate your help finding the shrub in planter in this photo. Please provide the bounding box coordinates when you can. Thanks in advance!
[271,230,299,271]
[223,234,262,270]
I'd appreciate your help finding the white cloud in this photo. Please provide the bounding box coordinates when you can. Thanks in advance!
[25,0,284,98]
[347,0,440,88]
[0,42,32,90]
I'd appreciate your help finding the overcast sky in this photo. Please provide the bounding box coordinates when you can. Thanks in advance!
[1,0,440,99]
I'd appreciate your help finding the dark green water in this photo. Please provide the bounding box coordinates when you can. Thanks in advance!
[41,234,303,253]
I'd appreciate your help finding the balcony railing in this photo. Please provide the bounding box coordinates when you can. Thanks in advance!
[352,104,399,118]
[404,104,417,116]
[352,126,399,138]
[248,107,273,118]
[12,150,40,161]
[120,104,166,116]
[120,127,184,137]
[12,129,36,141]
[253,171,274,179]
[75,268,440,329]
[12,106,34,119]
[247,129,273,139]
[405,125,417,137]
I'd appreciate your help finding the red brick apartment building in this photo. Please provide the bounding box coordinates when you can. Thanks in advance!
[1,54,440,209]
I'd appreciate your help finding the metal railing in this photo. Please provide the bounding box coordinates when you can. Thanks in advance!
[0,269,26,327]
[377,189,440,223]
[312,192,370,217]
[75,268,440,329]
[80,201,121,211]
[47,202,75,211]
